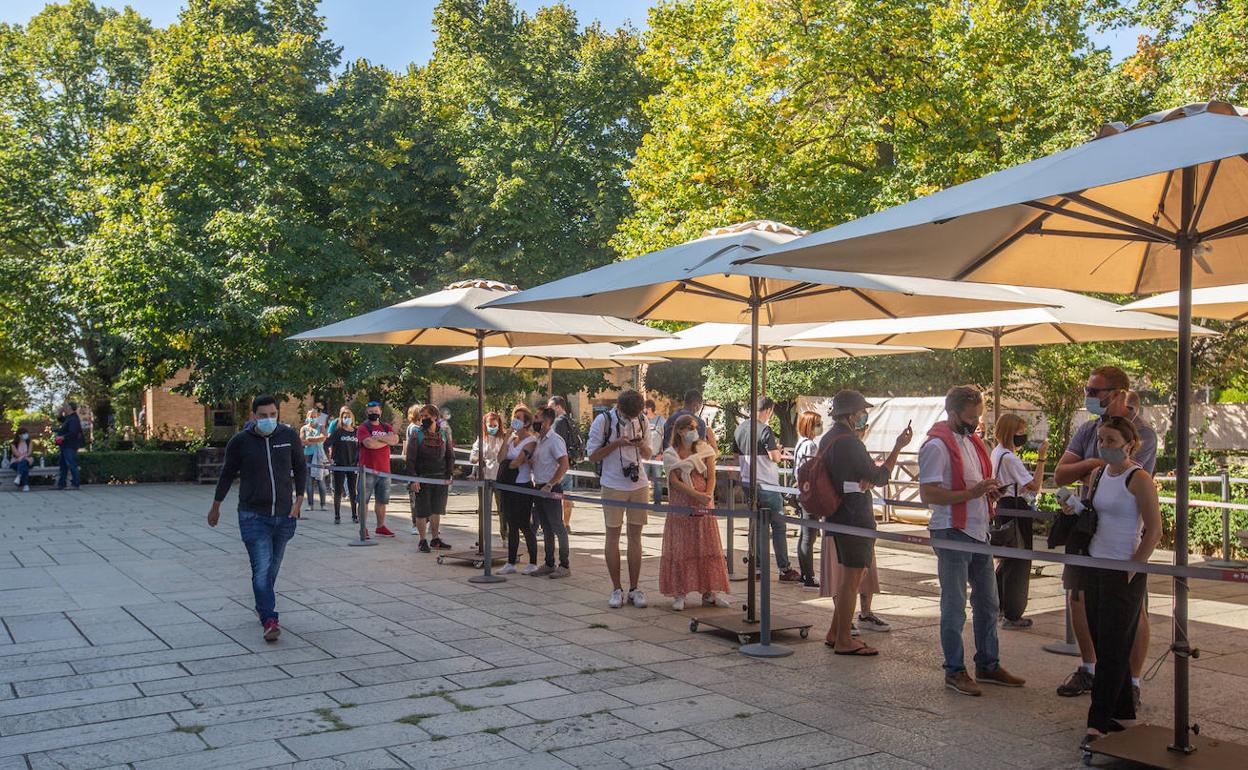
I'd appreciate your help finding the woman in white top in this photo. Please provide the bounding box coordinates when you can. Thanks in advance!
[1065,416,1160,756]
[472,411,507,542]
[495,405,539,574]
[989,414,1047,628]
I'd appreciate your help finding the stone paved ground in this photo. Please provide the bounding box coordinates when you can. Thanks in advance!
[1,482,1246,770]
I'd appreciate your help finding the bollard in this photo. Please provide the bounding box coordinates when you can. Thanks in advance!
[739,507,793,658]
[1042,589,1080,656]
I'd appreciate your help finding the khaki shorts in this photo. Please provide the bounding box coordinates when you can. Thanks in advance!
[602,485,650,528]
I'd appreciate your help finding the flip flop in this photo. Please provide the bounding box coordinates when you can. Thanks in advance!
[833,644,879,656]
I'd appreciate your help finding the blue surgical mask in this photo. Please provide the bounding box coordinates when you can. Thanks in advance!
[1098,446,1127,465]
[683,429,698,446]
[256,417,278,435]
[511,418,524,431]
[1085,396,1107,416]
[487,425,499,435]
[855,413,869,431]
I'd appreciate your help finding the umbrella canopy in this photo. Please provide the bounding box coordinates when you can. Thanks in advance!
[743,102,1248,294]
[788,287,1210,348]
[1123,284,1248,320]
[625,322,929,362]
[288,279,670,346]
[482,221,1049,323]
[435,343,665,370]
[787,287,1212,425]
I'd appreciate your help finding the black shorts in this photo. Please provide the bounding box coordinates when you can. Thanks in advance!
[1063,564,1082,592]
[413,483,449,519]
[833,533,875,569]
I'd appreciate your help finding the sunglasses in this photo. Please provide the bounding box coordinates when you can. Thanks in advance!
[1084,386,1119,397]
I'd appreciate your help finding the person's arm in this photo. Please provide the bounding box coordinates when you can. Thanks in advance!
[667,469,712,504]
[917,441,997,506]
[290,433,307,518]
[1128,470,1162,578]
[874,423,914,481]
[209,436,242,526]
[1053,450,1103,486]
[444,437,455,478]
[381,428,400,446]
[762,426,782,463]
[510,438,534,469]
[1133,429,1158,475]
[470,437,482,464]
[543,454,570,490]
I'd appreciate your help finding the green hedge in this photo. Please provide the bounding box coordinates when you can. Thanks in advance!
[45,451,197,484]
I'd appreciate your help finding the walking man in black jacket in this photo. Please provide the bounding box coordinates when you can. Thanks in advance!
[54,402,85,490]
[209,394,306,641]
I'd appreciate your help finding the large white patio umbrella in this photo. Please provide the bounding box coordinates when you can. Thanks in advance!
[435,343,666,397]
[483,221,1048,656]
[290,280,670,580]
[786,287,1212,425]
[1123,283,1248,320]
[623,321,928,393]
[744,102,1248,759]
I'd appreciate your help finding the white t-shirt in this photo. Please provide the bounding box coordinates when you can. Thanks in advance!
[919,434,991,542]
[586,409,649,492]
[991,445,1034,504]
[531,431,568,485]
[734,418,780,486]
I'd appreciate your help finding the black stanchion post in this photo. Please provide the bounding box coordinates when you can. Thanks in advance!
[349,465,377,547]
[469,478,503,583]
[740,506,792,657]
[469,332,504,584]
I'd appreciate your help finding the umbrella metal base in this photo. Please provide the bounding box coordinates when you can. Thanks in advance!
[686,609,812,647]
[437,549,508,570]
[739,641,794,658]
[1085,725,1246,769]
[1043,641,1080,656]
[348,539,379,547]
[468,573,506,584]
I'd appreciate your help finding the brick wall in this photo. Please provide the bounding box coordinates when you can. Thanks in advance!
[144,370,206,434]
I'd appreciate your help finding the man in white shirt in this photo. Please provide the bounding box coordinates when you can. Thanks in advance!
[587,389,651,609]
[919,385,1025,696]
[529,407,571,578]
[733,397,799,582]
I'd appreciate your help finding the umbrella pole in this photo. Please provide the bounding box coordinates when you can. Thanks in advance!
[1170,168,1196,754]
[760,353,768,396]
[741,279,792,658]
[547,360,554,400]
[991,329,1002,430]
[469,331,504,584]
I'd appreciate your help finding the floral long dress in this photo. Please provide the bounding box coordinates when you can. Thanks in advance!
[659,468,730,596]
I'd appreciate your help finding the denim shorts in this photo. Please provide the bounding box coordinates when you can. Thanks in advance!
[363,473,389,505]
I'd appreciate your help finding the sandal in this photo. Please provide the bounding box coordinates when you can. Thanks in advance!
[832,642,879,656]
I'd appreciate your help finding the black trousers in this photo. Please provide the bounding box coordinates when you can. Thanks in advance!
[1083,567,1147,732]
[332,471,357,520]
[994,517,1033,621]
[503,484,537,565]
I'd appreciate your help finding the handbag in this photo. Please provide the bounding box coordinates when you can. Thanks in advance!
[989,483,1026,548]
[1048,468,1104,555]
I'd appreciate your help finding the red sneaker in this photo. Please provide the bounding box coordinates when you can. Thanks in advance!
[262,618,280,642]
[374,525,396,538]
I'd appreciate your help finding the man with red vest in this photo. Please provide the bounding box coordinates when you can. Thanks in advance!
[919,385,1026,696]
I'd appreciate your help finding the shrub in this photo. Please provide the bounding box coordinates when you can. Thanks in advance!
[72,451,196,484]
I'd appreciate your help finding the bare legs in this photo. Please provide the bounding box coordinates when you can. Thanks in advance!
[829,566,870,651]
[605,523,644,590]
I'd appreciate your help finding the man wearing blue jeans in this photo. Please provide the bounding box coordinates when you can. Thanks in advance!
[55,402,84,490]
[733,396,799,582]
[209,394,306,642]
[919,385,1025,695]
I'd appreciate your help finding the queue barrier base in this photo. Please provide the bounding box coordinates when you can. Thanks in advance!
[347,539,379,548]
[687,608,811,647]
[1041,641,1080,656]
[437,549,508,570]
[1086,724,1246,770]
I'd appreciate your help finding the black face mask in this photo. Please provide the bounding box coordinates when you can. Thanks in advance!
[532,421,544,433]
[367,413,381,423]
[953,416,976,435]
[1013,433,1028,448]
[421,418,433,430]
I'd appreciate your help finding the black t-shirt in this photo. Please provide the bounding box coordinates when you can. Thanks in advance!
[324,426,359,467]
[820,424,890,528]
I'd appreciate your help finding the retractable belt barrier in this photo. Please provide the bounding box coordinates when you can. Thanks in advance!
[491,480,749,517]
[771,510,1248,584]
[310,463,483,489]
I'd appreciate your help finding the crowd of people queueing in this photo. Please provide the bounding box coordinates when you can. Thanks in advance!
[209,363,1161,752]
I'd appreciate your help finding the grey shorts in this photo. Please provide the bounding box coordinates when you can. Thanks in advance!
[361,474,390,506]
[833,533,875,569]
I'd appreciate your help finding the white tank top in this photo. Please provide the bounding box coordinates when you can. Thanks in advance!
[505,435,536,484]
[1089,466,1144,561]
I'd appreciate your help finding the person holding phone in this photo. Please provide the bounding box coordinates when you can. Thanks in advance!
[991,414,1048,629]
[920,385,1024,696]
[496,405,539,574]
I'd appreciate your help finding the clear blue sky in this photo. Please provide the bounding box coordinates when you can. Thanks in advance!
[2,0,1142,69]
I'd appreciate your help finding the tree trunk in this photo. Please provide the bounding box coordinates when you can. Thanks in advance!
[774,399,798,447]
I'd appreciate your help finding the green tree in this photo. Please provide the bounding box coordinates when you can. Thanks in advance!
[422,0,652,286]
[0,0,152,431]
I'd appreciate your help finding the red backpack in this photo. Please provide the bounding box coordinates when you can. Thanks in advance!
[797,433,850,520]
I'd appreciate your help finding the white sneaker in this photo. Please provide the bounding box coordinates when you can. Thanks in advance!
[497,563,517,575]
[627,588,647,608]
[22,485,30,492]
[703,592,733,608]
[857,613,892,632]
[608,588,625,609]
[410,526,420,535]
[521,563,539,575]
[671,595,685,611]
